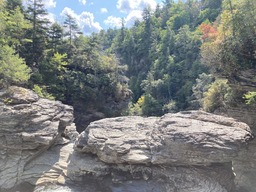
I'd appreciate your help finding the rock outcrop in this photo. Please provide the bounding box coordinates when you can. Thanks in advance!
[0,86,75,189]
[0,86,255,192]
[75,111,251,166]
[217,105,256,192]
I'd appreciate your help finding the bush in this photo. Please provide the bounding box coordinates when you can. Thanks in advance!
[244,92,256,105]
[142,94,162,116]
[0,45,30,87]
[203,79,232,112]
[126,95,144,116]
[33,84,55,100]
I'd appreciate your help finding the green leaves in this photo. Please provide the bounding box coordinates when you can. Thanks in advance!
[0,45,30,87]
[203,79,232,112]
[244,92,256,105]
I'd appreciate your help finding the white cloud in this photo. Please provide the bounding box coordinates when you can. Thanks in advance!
[43,0,56,8]
[79,0,86,5]
[61,7,102,35]
[45,12,56,23]
[125,10,143,27]
[104,16,122,28]
[100,8,108,13]
[116,0,157,13]
[116,0,157,27]
[61,7,78,21]
[22,0,56,9]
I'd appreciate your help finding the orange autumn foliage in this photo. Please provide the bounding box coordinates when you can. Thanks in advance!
[199,23,218,41]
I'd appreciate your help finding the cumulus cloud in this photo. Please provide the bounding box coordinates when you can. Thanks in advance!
[79,0,86,5]
[22,0,56,9]
[116,0,157,27]
[43,0,56,8]
[45,12,56,23]
[104,16,122,28]
[61,7,102,35]
[100,8,108,13]
[116,0,157,13]
[125,10,143,27]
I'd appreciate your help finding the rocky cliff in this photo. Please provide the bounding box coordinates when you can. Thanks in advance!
[0,86,255,192]
[0,86,76,189]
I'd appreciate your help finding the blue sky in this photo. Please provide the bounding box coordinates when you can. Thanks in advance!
[37,0,162,35]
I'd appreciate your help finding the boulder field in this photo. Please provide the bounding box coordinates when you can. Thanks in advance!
[0,86,255,192]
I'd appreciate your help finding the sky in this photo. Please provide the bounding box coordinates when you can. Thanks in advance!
[39,0,162,35]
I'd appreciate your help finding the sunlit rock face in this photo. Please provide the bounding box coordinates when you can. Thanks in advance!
[0,86,76,189]
[0,87,254,192]
[75,111,252,192]
[75,111,251,165]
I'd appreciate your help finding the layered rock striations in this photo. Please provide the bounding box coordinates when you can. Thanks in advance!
[74,111,253,192]
[0,86,75,189]
[75,111,251,166]
[0,86,255,192]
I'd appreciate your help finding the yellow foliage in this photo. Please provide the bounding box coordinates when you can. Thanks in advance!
[203,79,231,112]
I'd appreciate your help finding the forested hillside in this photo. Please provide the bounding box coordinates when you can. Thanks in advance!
[96,0,256,115]
[0,0,255,129]
[0,0,131,131]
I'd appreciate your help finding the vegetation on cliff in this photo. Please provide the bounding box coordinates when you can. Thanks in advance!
[0,0,255,120]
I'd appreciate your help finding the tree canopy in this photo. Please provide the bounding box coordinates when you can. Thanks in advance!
[1,0,255,119]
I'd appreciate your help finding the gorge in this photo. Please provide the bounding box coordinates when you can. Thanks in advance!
[0,86,256,192]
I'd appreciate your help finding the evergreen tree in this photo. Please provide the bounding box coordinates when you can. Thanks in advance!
[5,0,23,12]
[63,13,81,46]
[5,7,32,53]
[24,0,49,67]
[48,22,63,53]
[0,45,30,87]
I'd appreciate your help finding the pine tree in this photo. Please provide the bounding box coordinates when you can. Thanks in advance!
[48,22,63,53]
[5,0,23,12]
[24,0,49,67]
[63,13,81,46]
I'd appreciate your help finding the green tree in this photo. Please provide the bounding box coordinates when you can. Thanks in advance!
[0,45,30,87]
[47,22,63,53]
[5,0,23,12]
[5,7,32,53]
[203,79,232,112]
[63,13,81,46]
[142,93,162,116]
[24,0,49,67]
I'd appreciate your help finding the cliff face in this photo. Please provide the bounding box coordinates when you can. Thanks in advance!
[0,86,255,192]
[0,86,76,189]
[216,105,256,192]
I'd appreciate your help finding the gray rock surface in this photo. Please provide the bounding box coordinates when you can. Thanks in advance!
[75,111,252,165]
[0,87,254,192]
[0,86,75,189]
[215,104,256,192]
[9,143,235,192]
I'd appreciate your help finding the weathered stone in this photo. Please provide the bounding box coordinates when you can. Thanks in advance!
[215,104,256,192]
[0,87,75,190]
[0,87,254,192]
[7,142,234,192]
[75,111,252,165]
[0,86,39,104]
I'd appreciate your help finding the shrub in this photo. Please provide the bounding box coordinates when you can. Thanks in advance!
[203,79,232,112]
[244,92,256,105]
[0,45,30,87]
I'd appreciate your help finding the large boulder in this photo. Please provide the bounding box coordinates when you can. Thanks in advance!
[75,111,252,165]
[0,86,76,189]
[0,87,254,192]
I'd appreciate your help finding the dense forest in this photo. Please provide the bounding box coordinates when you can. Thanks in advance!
[0,0,256,130]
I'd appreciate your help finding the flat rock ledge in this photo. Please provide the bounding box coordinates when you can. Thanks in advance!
[75,111,252,165]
